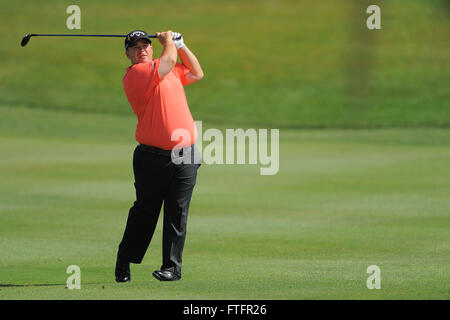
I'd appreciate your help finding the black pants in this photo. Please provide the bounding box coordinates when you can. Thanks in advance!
[117,144,201,276]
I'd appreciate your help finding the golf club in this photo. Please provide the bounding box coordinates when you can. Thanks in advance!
[21,33,157,47]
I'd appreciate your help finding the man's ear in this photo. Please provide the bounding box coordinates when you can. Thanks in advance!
[125,49,130,60]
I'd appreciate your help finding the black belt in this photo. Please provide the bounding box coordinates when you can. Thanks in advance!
[139,143,191,157]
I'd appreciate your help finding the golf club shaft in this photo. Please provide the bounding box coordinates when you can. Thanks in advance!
[30,34,157,38]
[21,33,158,47]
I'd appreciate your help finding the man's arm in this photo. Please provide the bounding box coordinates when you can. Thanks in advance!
[177,46,204,84]
[157,31,177,78]
[171,32,204,84]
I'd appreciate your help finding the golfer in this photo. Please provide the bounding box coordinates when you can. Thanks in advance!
[115,30,203,282]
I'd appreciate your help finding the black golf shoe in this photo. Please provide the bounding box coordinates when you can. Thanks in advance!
[115,259,131,283]
[152,268,181,281]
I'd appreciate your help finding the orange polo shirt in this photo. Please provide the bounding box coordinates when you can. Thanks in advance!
[123,58,198,150]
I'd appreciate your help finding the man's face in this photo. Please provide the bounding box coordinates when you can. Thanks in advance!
[126,39,153,65]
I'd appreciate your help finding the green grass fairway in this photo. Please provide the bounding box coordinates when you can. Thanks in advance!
[0,107,449,299]
[0,0,449,300]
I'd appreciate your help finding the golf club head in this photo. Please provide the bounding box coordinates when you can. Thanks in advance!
[21,34,33,47]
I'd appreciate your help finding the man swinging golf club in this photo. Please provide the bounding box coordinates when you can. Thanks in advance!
[115,29,204,282]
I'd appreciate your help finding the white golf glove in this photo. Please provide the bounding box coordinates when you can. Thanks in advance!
[171,31,185,49]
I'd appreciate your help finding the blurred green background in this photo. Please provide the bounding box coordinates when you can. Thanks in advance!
[0,0,449,299]
[2,0,449,128]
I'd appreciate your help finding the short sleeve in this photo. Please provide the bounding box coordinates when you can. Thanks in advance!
[150,58,162,88]
[173,63,191,86]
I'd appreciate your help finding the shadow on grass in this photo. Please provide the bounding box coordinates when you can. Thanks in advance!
[0,283,103,288]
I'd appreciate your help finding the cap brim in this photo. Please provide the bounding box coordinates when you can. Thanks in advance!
[126,36,152,48]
